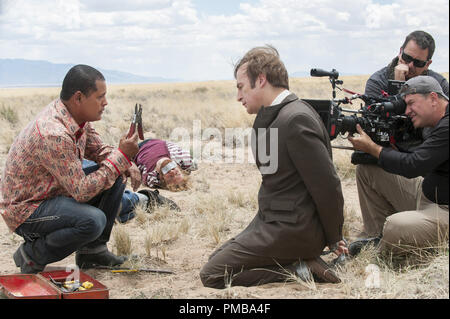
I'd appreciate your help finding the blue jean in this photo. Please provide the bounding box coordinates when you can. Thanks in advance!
[118,190,139,223]
[14,160,125,266]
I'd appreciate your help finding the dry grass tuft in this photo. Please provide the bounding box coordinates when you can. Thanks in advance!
[342,203,362,240]
[134,205,149,227]
[192,193,229,216]
[225,189,255,209]
[335,240,449,298]
[333,148,357,180]
[0,104,19,124]
[113,224,133,257]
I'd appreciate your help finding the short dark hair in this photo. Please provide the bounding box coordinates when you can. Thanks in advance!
[401,30,435,60]
[60,64,105,101]
[234,45,289,90]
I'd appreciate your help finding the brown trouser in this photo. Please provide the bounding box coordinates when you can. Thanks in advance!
[356,164,449,254]
[199,238,298,289]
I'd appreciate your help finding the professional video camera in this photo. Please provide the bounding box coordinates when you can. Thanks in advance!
[303,68,423,164]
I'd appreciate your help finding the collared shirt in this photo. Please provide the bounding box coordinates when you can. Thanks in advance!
[270,89,291,106]
[0,99,132,232]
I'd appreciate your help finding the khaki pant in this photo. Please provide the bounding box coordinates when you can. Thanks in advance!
[356,164,449,255]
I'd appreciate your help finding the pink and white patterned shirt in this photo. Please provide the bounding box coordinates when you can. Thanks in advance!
[0,99,131,232]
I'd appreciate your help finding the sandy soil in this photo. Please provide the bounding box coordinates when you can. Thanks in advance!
[0,149,364,299]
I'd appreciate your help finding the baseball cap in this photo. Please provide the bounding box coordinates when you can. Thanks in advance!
[400,75,449,101]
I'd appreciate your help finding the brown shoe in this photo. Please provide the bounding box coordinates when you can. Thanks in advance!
[305,256,341,284]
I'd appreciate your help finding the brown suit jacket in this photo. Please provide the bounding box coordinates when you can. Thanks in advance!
[235,93,344,259]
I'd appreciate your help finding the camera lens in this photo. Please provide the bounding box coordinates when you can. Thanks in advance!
[380,97,406,115]
[338,115,359,135]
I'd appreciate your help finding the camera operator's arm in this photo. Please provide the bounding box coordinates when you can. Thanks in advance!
[348,124,383,159]
[378,124,448,178]
[350,122,448,179]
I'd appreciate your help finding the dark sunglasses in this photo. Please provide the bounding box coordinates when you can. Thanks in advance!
[401,51,428,68]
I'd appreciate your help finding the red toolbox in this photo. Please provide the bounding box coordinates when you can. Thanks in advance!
[0,274,61,299]
[0,269,109,299]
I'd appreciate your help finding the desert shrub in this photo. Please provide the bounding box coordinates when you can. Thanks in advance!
[0,104,18,124]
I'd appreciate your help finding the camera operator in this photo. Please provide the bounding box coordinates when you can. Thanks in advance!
[365,30,449,99]
[347,76,449,256]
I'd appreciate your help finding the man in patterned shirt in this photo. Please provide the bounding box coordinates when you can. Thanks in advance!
[0,65,140,273]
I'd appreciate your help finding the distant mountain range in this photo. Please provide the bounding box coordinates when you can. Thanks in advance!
[0,59,178,87]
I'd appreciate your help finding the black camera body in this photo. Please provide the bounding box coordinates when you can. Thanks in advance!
[305,69,423,164]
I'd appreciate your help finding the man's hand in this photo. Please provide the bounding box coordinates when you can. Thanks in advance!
[329,240,349,256]
[348,124,383,159]
[123,162,142,191]
[119,131,139,160]
[394,63,409,81]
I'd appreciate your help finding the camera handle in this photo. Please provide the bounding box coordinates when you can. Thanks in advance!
[310,68,343,99]
[330,77,343,99]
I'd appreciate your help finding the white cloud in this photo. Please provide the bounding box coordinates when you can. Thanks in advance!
[0,0,448,80]
[364,3,400,29]
[336,12,350,22]
[79,0,173,12]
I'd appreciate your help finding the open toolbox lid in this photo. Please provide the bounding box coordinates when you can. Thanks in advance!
[0,274,61,299]
[0,269,109,299]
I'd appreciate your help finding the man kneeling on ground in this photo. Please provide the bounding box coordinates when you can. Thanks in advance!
[200,46,348,289]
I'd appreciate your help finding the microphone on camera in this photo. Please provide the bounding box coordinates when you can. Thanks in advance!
[310,68,339,79]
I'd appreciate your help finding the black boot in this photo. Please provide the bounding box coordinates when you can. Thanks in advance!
[76,249,128,269]
[137,189,180,213]
[13,244,45,274]
[348,237,381,257]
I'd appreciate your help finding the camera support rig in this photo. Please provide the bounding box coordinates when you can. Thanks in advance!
[304,68,423,164]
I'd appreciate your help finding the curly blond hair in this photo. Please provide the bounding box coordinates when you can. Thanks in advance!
[159,159,191,192]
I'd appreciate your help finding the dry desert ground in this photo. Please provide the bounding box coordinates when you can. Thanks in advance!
[0,74,448,299]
